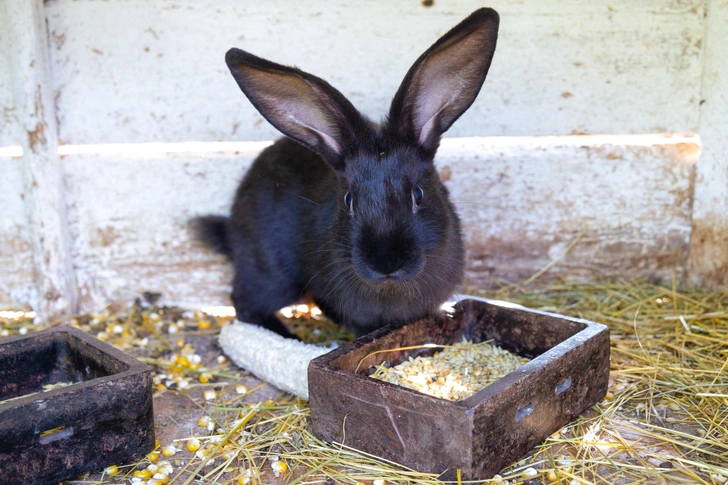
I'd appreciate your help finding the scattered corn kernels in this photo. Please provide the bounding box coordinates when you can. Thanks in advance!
[217,355,227,365]
[146,464,159,473]
[157,461,174,475]
[199,373,213,384]
[235,385,248,395]
[373,480,386,485]
[197,416,211,428]
[203,389,217,401]
[147,451,160,463]
[161,444,177,457]
[104,464,119,475]
[186,438,201,452]
[547,470,558,482]
[198,319,211,330]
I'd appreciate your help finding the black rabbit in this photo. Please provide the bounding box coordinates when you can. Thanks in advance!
[193,8,499,339]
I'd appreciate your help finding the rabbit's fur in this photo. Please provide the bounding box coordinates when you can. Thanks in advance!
[193,8,499,338]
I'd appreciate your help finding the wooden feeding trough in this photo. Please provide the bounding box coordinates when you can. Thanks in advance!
[308,295,610,480]
[0,326,155,485]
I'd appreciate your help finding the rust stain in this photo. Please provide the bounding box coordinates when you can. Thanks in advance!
[50,30,66,49]
[92,48,104,55]
[95,226,121,247]
[2,230,32,253]
[2,106,18,125]
[561,91,573,99]
[439,165,452,183]
[27,122,47,152]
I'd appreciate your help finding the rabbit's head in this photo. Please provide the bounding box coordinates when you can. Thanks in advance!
[225,9,498,291]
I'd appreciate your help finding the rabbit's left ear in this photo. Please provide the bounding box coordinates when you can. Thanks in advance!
[388,8,499,154]
[225,49,369,170]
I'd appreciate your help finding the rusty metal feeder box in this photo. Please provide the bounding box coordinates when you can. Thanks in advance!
[309,295,610,480]
[0,326,155,485]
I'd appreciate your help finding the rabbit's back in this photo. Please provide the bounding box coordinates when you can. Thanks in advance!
[226,139,339,309]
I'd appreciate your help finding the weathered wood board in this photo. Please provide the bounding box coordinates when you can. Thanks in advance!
[688,0,728,288]
[2,0,78,320]
[45,0,704,144]
[0,0,725,313]
[60,136,698,310]
[0,158,36,307]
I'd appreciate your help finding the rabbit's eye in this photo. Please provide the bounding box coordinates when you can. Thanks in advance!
[344,191,353,211]
[412,186,424,206]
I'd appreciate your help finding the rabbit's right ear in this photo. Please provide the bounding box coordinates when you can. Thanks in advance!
[388,8,499,155]
[226,49,368,170]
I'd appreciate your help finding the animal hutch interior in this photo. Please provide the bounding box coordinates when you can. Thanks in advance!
[1,1,726,484]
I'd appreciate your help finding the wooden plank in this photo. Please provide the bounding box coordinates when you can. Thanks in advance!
[3,0,77,319]
[441,137,699,286]
[61,136,698,310]
[0,158,36,306]
[45,0,704,144]
[688,0,728,288]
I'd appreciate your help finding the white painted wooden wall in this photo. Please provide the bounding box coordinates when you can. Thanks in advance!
[1,0,726,321]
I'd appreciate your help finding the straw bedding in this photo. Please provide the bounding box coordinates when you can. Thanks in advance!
[1,279,726,484]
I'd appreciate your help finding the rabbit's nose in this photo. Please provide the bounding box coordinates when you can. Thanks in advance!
[358,227,418,279]
[368,251,407,277]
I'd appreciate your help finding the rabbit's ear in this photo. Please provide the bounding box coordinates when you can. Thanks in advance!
[388,8,499,154]
[226,49,367,170]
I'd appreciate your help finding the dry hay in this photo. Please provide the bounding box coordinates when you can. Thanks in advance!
[1,280,727,485]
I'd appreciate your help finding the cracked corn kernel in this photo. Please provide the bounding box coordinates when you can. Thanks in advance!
[161,444,177,457]
[133,469,153,478]
[203,389,217,401]
[521,467,538,479]
[271,460,288,477]
[153,472,169,484]
[186,438,201,452]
